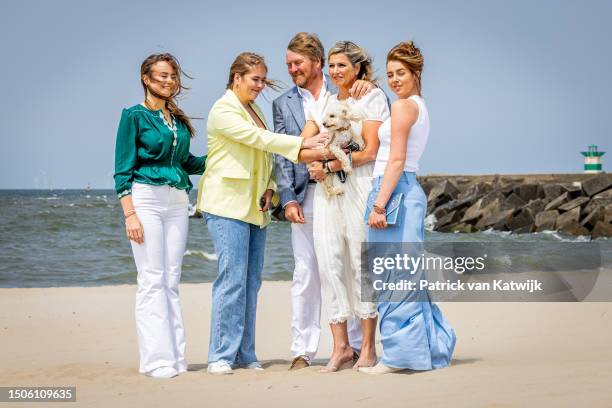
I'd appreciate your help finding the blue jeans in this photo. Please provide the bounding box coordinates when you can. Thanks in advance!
[204,213,267,365]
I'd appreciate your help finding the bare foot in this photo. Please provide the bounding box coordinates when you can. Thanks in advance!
[320,345,354,373]
[353,347,377,369]
[359,362,404,375]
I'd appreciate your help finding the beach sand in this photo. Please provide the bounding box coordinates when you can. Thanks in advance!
[1,283,611,407]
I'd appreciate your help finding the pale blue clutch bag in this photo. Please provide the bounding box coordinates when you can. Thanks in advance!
[364,191,404,225]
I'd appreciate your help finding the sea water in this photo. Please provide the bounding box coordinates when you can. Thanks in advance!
[0,189,609,288]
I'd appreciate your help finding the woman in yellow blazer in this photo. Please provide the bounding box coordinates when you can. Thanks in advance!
[198,52,327,374]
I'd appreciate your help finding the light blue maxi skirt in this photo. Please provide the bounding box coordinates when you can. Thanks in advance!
[366,172,456,370]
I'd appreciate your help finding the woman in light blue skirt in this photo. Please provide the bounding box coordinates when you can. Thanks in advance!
[361,41,456,374]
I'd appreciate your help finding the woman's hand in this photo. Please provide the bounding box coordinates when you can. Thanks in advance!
[308,161,327,182]
[350,80,375,99]
[126,214,145,244]
[368,211,388,229]
[301,132,329,149]
[260,189,274,212]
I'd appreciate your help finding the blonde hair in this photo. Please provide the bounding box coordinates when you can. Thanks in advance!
[387,41,424,96]
[226,52,281,91]
[328,41,376,84]
[287,32,325,67]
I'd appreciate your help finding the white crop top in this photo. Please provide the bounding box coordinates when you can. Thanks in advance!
[372,95,429,177]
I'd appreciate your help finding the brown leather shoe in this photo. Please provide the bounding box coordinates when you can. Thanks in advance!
[289,356,310,371]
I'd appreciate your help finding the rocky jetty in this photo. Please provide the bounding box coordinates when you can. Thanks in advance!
[418,173,612,238]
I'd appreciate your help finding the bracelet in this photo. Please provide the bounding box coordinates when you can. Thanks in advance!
[124,209,136,219]
[372,204,386,215]
[324,161,333,174]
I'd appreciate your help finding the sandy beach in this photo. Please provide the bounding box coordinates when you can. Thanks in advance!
[1,282,611,407]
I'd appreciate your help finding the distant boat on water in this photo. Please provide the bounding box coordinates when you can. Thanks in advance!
[84,183,92,193]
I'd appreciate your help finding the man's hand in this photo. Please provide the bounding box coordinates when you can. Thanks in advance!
[350,79,375,99]
[259,189,274,212]
[308,161,327,182]
[284,202,305,224]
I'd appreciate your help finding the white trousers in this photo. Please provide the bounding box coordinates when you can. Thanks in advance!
[291,184,362,360]
[130,183,189,374]
[313,164,378,323]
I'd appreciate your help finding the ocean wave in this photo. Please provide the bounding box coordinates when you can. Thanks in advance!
[444,227,593,243]
[184,249,217,261]
[424,214,437,231]
[75,201,113,208]
[537,230,591,242]
[482,228,513,237]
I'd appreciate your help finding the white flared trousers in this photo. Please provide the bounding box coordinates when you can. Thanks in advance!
[291,184,363,360]
[130,183,189,374]
[313,164,378,324]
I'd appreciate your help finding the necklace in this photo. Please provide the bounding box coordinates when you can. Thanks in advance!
[159,111,178,168]
[144,99,172,124]
[159,111,177,143]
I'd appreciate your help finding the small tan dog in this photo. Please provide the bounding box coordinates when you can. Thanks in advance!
[319,101,365,197]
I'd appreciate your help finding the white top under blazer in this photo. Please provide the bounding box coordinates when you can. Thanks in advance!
[373,95,429,177]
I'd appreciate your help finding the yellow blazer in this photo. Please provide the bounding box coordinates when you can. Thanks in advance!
[197,90,302,227]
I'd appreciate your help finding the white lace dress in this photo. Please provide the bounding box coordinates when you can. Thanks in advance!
[306,88,390,323]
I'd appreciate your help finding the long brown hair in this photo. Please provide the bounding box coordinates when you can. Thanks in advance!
[140,53,196,136]
[226,52,282,92]
[387,41,424,96]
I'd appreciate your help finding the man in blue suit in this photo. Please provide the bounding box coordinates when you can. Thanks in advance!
[273,32,373,370]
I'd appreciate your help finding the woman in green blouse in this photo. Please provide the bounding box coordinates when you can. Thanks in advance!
[113,53,206,379]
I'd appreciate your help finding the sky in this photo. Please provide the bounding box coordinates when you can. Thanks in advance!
[0,0,610,189]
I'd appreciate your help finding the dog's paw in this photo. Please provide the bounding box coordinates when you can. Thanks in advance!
[331,187,345,195]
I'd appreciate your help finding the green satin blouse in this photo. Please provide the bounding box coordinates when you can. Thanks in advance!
[113,104,206,198]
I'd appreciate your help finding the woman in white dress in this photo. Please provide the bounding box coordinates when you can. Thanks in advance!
[304,41,390,372]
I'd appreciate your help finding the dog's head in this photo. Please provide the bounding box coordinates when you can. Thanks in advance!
[322,102,363,131]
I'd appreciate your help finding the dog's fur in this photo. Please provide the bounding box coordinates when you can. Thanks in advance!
[319,101,365,197]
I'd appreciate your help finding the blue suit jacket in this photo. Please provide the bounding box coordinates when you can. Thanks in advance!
[272,77,337,212]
